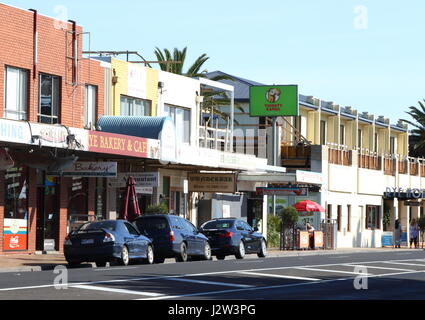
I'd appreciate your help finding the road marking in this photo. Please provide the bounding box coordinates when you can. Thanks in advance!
[141,269,425,300]
[382,261,425,267]
[294,267,372,276]
[94,267,138,272]
[72,285,164,297]
[163,277,253,288]
[237,271,320,281]
[345,264,414,272]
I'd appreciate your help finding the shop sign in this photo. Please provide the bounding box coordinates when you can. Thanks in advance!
[256,187,308,196]
[109,172,160,188]
[49,162,118,177]
[384,187,425,200]
[0,119,32,145]
[296,170,324,185]
[135,187,153,195]
[382,232,394,247]
[250,85,299,117]
[3,219,27,251]
[88,131,160,159]
[405,201,421,207]
[188,173,237,194]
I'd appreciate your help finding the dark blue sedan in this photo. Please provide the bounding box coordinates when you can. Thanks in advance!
[199,218,267,260]
[64,220,154,267]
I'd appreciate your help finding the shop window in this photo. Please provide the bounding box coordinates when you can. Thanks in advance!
[120,95,151,116]
[164,104,191,144]
[68,178,89,231]
[3,167,29,251]
[85,84,97,129]
[5,66,28,120]
[366,205,381,230]
[95,178,106,220]
[38,73,60,124]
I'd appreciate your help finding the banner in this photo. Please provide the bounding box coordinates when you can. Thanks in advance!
[3,219,27,251]
[188,173,237,194]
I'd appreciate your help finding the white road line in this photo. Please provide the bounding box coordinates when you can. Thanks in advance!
[93,267,138,272]
[294,267,372,276]
[72,285,164,297]
[141,269,425,301]
[238,271,320,281]
[382,261,425,267]
[345,264,414,272]
[163,277,253,288]
[1,258,423,292]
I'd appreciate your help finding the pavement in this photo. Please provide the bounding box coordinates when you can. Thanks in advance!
[0,247,420,273]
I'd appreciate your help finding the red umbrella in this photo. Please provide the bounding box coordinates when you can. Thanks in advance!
[293,200,325,213]
[119,176,141,222]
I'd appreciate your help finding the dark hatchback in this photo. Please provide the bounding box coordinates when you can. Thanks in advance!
[64,220,154,267]
[199,218,267,260]
[133,215,212,263]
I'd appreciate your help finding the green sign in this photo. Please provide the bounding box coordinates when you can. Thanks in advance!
[250,85,299,117]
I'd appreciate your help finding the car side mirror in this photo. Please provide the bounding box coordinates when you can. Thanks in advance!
[254,227,259,232]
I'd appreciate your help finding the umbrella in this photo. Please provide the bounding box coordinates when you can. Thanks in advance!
[293,200,325,213]
[119,176,141,222]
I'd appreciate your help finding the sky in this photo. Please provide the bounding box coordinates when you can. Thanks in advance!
[2,0,425,125]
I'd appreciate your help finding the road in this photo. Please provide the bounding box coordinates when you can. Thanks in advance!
[0,250,424,301]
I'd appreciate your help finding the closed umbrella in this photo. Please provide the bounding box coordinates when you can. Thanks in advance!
[119,176,141,222]
[293,200,325,213]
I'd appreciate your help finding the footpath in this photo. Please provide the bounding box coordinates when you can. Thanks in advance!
[0,247,420,274]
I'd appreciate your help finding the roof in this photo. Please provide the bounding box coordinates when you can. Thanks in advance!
[97,116,173,139]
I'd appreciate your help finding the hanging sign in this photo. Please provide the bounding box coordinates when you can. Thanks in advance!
[250,85,299,117]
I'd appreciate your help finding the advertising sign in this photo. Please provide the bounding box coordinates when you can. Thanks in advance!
[3,219,27,251]
[296,170,324,185]
[49,162,117,177]
[250,85,299,117]
[188,173,237,194]
[109,172,160,189]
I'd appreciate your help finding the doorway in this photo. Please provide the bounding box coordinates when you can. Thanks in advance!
[36,172,59,251]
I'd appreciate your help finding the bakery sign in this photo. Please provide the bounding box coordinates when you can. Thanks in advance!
[188,173,237,194]
[49,162,118,177]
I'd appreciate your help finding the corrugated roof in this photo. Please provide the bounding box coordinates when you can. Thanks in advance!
[97,116,173,139]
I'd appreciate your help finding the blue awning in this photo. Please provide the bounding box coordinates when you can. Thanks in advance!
[97,116,174,140]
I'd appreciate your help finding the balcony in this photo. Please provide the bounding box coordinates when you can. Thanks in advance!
[281,145,311,169]
[358,151,381,171]
[328,144,352,166]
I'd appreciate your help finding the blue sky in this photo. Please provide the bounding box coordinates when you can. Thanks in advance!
[3,0,425,125]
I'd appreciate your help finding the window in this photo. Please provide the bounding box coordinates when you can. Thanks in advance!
[39,74,60,124]
[358,129,362,149]
[124,222,140,236]
[242,221,253,232]
[390,137,396,155]
[327,204,332,220]
[120,95,151,116]
[164,104,191,144]
[366,205,381,230]
[85,85,97,129]
[337,205,342,232]
[347,205,351,232]
[320,120,327,145]
[340,125,345,145]
[236,221,245,231]
[5,66,28,120]
[374,133,379,153]
[4,167,28,220]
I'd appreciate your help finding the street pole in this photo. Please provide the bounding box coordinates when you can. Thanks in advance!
[272,117,277,216]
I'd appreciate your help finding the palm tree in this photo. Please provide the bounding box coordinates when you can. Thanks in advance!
[402,99,425,156]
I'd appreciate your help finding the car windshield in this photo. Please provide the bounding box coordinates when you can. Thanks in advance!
[135,217,169,234]
[78,221,116,232]
[201,220,235,230]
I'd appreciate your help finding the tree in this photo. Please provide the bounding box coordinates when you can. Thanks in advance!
[280,206,300,229]
[402,99,425,156]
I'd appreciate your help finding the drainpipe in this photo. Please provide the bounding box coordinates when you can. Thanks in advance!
[68,20,77,85]
[29,9,38,79]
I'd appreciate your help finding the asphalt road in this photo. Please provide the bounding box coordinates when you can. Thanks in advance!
[0,250,424,301]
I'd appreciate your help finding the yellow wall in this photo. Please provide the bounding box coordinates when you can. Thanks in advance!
[110,58,159,116]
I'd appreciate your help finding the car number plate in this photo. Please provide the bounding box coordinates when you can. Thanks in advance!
[81,239,94,245]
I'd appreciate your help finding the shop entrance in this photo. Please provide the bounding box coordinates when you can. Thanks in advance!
[36,173,60,252]
[248,198,263,229]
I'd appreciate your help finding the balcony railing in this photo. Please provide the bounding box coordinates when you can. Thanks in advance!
[281,145,311,168]
[398,160,408,174]
[383,157,396,176]
[358,149,381,171]
[328,144,352,166]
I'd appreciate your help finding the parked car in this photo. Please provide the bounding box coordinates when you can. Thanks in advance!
[199,218,267,260]
[64,220,154,268]
[133,215,212,263]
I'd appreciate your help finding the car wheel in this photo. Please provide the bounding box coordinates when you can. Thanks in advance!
[144,245,154,265]
[202,242,212,261]
[154,257,166,264]
[235,241,246,260]
[118,246,130,266]
[176,243,188,263]
[216,255,226,261]
[95,261,107,268]
[258,239,268,258]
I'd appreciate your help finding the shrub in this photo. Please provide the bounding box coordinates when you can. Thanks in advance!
[145,203,169,215]
[280,206,300,229]
[267,215,282,249]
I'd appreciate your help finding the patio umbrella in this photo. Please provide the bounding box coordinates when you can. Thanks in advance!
[119,176,141,222]
[293,200,325,213]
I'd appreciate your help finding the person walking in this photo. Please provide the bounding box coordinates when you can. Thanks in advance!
[394,219,402,249]
[410,219,419,249]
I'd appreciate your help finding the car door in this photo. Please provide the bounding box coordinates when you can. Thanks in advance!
[185,219,204,255]
[123,222,145,258]
[243,221,260,252]
[235,220,248,250]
